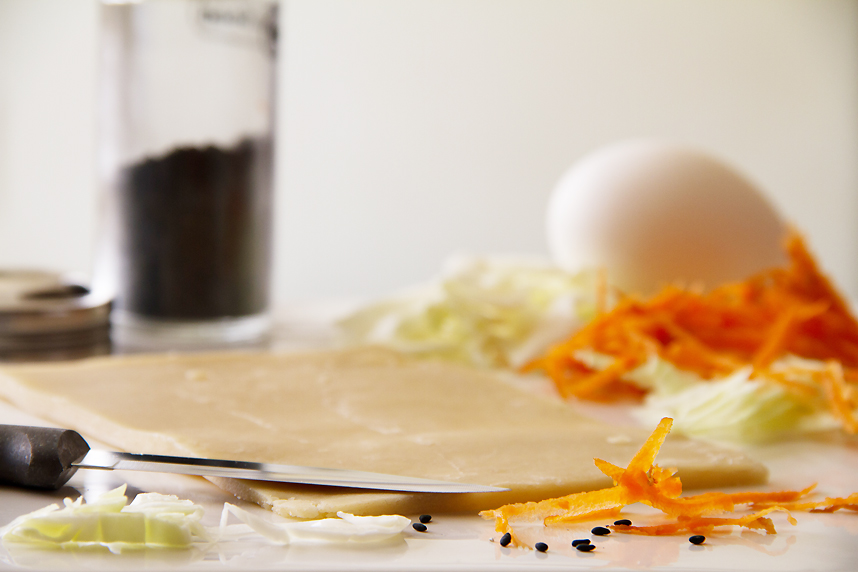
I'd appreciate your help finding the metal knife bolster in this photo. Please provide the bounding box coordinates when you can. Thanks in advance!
[75,450,507,493]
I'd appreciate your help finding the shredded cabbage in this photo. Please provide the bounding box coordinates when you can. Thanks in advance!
[637,366,824,443]
[0,486,410,553]
[339,257,612,368]
[0,485,207,552]
[220,504,409,544]
[571,350,843,443]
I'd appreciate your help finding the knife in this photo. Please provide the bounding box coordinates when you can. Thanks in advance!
[0,424,508,494]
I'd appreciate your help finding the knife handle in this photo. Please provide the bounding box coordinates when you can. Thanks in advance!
[0,424,91,489]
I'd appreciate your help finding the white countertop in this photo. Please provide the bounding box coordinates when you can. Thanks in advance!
[2,308,858,571]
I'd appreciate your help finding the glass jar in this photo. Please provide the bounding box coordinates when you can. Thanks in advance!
[95,0,278,350]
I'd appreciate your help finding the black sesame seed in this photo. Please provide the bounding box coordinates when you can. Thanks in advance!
[576,543,596,552]
[613,519,632,526]
[534,542,548,552]
[419,514,432,524]
[499,532,512,547]
[412,523,428,532]
[689,535,706,545]
[591,526,611,536]
[571,539,591,547]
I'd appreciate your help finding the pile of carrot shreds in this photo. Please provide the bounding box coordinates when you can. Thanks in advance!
[480,418,858,547]
[526,231,858,432]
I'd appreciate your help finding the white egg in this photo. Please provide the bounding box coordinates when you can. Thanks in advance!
[546,140,787,295]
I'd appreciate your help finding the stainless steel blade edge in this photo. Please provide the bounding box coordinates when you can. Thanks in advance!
[75,450,508,493]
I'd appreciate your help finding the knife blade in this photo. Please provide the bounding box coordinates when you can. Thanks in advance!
[0,424,508,494]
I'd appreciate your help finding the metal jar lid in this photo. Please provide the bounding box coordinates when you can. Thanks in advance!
[0,270,112,361]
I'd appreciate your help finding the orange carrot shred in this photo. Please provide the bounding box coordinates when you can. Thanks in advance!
[751,492,858,513]
[613,508,792,536]
[526,231,858,434]
[480,418,838,548]
[593,458,625,483]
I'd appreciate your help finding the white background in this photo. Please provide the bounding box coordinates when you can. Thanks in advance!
[0,0,856,304]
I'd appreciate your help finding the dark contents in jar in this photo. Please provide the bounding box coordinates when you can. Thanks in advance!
[117,137,273,319]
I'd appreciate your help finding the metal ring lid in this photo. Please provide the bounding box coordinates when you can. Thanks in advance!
[0,270,111,359]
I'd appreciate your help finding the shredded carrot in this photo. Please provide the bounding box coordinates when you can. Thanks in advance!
[612,508,794,536]
[526,231,858,432]
[819,361,858,432]
[480,418,830,548]
[725,484,817,506]
[750,492,858,513]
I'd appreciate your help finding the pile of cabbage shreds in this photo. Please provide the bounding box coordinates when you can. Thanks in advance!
[480,418,858,546]
[526,232,858,432]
